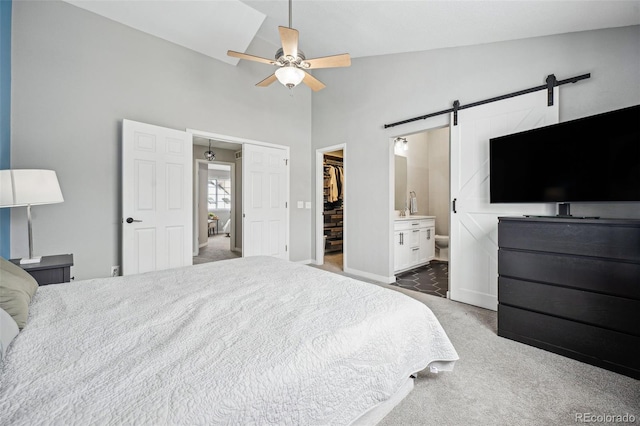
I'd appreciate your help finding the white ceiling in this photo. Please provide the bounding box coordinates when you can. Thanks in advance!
[65,0,640,64]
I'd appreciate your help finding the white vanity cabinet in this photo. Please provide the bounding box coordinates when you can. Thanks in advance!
[394,217,436,274]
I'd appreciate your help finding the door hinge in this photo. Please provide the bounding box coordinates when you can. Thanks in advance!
[284,159,289,166]
[285,245,288,251]
[285,202,288,208]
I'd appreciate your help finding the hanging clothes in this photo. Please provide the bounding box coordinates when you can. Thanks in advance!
[335,166,344,200]
[327,166,339,202]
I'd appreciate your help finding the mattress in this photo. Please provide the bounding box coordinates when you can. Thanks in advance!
[0,256,458,425]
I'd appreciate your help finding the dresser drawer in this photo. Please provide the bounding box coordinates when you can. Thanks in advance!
[498,220,640,262]
[498,249,640,299]
[499,277,640,336]
[498,305,640,379]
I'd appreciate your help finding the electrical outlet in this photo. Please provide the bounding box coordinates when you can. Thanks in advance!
[111,266,120,277]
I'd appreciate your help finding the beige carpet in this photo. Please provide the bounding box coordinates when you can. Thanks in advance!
[308,266,639,426]
[193,234,240,264]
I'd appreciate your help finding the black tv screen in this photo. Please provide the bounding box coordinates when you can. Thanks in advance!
[490,105,640,203]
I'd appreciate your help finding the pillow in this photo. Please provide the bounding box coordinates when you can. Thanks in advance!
[0,306,19,362]
[0,257,38,329]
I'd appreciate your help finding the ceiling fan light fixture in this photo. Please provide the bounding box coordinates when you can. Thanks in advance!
[226,0,349,91]
[275,66,305,89]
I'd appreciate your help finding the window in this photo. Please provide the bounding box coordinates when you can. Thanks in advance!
[208,178,231,210]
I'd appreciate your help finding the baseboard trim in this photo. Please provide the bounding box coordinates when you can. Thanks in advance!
[295,259,314,265]
[198,242,208,248]
[343,266,396,284]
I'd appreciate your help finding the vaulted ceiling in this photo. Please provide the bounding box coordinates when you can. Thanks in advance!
[64,0,640,65]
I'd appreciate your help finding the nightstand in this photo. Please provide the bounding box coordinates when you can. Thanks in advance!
[10,254,74,286]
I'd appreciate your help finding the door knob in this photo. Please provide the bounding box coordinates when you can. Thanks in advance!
[126,217,142,224]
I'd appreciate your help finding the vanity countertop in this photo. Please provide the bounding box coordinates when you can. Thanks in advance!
[394,215,435,221]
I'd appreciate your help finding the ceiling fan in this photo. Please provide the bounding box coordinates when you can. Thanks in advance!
[227,0,351,92]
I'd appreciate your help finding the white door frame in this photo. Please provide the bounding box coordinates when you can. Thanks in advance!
[193,159,235,255]
[187,129,290,259]
[315,144,347,269]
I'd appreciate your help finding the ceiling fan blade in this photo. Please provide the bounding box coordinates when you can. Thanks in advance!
[304,53,351,69]
[256,74,278,87]
[278,26,299,58]
[302,71,326,92]
[227,50,276,66]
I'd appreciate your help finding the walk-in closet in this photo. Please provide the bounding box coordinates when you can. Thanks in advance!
[323,151,344,270]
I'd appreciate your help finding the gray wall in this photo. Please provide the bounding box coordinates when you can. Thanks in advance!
[405,132,429,216]
[10,0,312,279]
[312,25,640,280]
[198,162,208,246]
[426,127,450,237]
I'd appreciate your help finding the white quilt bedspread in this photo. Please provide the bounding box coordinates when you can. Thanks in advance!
[0,256,458,425]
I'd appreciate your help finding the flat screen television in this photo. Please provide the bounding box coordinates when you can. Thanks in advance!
[490,104,640,204]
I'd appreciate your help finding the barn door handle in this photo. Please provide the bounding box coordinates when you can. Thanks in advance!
[452,198,457,214]
[126,217,142,224]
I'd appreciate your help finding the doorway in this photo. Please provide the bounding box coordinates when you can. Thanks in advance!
[391,127,450,298]
[189,128,291,262]
[193,160,240,265]
[316,144,346,272]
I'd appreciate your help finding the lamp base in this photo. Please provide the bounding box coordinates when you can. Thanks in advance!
[19,256,42,264]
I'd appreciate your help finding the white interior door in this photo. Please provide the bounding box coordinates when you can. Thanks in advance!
[449,89,559,310]
[242,143,288,259]
[122,119,193,275]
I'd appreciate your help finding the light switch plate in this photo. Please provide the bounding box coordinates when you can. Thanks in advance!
[297,201,304,208]
[305,202,311,209]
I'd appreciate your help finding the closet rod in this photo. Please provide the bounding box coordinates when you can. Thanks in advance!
[383,73,590,129]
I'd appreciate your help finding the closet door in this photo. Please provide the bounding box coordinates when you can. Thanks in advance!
[449,89,558,310]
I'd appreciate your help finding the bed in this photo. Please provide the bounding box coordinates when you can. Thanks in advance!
[0,256,458,425]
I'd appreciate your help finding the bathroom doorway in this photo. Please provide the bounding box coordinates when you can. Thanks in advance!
[316,144,346,272]
[391,127,450,298]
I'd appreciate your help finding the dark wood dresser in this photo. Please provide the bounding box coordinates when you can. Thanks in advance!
[497,216,640,379]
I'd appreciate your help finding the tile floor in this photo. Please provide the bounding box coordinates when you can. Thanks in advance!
[391,261,449,298]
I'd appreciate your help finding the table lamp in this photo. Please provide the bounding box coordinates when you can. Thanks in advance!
[0,170,64,264]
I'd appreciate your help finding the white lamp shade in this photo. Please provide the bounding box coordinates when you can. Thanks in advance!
[0,170,64,207]
[275,66,305,88]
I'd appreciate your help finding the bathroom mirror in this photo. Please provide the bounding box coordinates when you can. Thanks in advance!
[394,155,408,211]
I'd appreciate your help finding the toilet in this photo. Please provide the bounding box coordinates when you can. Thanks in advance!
[435,235,449,261]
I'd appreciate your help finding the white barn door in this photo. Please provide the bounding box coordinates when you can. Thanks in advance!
[122,119,193,275]
[242,143,288,259]
[449,89,559,310]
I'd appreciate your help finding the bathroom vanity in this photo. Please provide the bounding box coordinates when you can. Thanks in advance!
[394,216,435,273]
